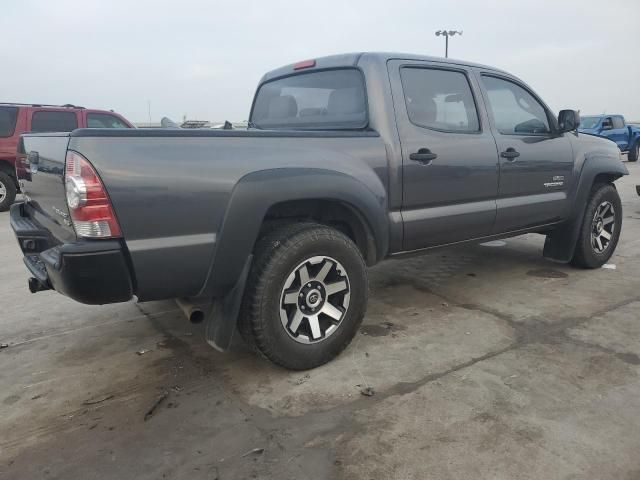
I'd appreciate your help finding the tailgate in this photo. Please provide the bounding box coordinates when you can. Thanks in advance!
[17,133,76,243]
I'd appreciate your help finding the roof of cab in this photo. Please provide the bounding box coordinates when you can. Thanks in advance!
[259,52,507,83]
[0,102,85,109]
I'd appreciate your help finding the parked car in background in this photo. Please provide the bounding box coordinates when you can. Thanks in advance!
[11,53,628,370]
[0,103,133,211]
[578,114,640,162]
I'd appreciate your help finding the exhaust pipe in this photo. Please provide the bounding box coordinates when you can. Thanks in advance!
[28,277,50,293]
[175,298,206,324]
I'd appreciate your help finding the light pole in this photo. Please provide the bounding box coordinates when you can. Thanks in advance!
[435,30,463,58]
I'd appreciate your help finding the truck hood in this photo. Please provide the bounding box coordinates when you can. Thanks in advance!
[574,131,627,171]
[576,130,617,148]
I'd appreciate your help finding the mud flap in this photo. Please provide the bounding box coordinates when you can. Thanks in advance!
[543,220,580,263]
[204,255,253,352]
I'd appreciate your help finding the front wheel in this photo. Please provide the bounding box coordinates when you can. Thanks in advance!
[628,140,639,162]
[0,172,17,212]
[238,222,368,370]
[571,183,622,268]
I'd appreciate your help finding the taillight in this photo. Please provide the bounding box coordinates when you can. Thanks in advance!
[64,151,121,238]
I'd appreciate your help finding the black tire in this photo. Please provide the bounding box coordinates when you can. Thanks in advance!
[570,183,622,268]
[238,222,368,370]
[628,140,639,162]
[0,172,17,212]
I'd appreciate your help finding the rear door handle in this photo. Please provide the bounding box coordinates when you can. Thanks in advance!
[500,148,520,160]
[409,148,437,165]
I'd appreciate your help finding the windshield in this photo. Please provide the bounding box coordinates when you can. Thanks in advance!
[579,116,600,129]
[251,69,367,130]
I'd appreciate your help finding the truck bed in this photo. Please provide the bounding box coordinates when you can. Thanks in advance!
[17,128,389,302]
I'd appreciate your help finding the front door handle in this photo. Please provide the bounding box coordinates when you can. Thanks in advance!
[500,148,520,160]
[409,148,437,165]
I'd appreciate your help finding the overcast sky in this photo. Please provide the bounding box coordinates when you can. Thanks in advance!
[2,0,638,123]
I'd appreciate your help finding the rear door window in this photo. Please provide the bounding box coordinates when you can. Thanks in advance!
[251,69,367,130]
[0,106,18,137]
[399,67,480,132]
[87,113,130,128]
[31,111,78,132]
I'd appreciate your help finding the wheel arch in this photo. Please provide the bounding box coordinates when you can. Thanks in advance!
[260,198,378,265]
[543,155,627,262]
[202,167,389,297]
[0,159,17,179]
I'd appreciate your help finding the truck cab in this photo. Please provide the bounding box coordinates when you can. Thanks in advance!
[578,114,640,161]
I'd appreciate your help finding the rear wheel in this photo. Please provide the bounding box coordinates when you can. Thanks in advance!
[0,172,17,212]
[628,140,639,162]
[238,222,368,370]
[571,183,622,268]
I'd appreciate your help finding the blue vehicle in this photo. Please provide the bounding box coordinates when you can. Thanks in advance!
[578,114,640,161]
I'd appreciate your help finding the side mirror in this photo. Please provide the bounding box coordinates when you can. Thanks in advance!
[601,122,613,130]
[558,110,580,133]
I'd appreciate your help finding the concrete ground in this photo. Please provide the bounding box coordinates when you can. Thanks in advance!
[1,160,639,480]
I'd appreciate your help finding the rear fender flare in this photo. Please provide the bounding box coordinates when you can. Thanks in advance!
[203,167,388,296]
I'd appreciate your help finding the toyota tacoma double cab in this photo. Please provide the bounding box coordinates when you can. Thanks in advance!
[0,103,133,211]
[10,53,628,370]
[578,114,640,161]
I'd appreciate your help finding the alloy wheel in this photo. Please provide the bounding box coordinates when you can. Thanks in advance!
[0,180,6,203]
[279,255,350,344]
[591,201,615,254]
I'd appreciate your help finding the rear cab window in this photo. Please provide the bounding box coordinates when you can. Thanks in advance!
[0,106,19,137]
[87,113,130,128]
[31,111,78,132]
[251,69,368,130]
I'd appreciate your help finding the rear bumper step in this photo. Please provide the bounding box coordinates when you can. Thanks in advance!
[11,203,133,305]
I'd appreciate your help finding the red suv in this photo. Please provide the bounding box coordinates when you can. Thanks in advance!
[0,103,133,211]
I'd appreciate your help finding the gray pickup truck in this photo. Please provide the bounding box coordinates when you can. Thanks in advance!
[11,53,628,370]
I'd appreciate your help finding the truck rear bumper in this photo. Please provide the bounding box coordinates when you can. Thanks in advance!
[10,203,133,305]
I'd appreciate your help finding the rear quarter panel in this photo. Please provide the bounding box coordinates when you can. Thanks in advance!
[68,133,389,301]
